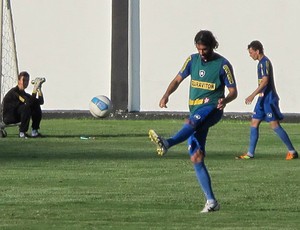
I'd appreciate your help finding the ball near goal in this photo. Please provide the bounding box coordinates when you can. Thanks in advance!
[89,95,112,118]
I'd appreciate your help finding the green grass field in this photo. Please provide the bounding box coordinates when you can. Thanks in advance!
[0,118,299,229]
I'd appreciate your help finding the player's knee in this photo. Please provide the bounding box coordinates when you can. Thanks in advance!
[185,118,197,129]
[270,121,280,130]
[184,118,191,125]
[190,149,204,163]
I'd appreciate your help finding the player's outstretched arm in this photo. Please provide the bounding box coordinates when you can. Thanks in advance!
[159,74,183,108]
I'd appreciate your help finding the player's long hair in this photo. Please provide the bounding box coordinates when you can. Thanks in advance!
[194,30,219,50]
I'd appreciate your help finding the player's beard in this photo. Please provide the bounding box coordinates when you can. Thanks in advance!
[201,50,214,62]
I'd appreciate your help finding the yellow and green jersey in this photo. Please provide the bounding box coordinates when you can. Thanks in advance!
[179,53,236,114]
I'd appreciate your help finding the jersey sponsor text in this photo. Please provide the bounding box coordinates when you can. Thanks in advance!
[191,80,215,90]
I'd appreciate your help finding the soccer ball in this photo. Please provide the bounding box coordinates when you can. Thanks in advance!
[89,95,112,118]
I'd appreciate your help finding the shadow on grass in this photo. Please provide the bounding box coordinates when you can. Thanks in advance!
[34,133,148,138]
[0,150,193,161]
[0,147,239,162]
[1,129,287,162]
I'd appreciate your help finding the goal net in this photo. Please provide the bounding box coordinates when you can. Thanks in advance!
[0,0,18,104]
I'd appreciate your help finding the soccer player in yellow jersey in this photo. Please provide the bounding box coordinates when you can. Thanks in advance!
[149,30,237,213]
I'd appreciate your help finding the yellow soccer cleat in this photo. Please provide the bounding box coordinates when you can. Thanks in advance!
[148,129,168,156]
[235,153,254,160]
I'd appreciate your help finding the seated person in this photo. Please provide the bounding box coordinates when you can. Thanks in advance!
[2,71,45,138]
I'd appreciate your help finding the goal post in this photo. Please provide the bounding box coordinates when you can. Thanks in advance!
[0,0,19,104]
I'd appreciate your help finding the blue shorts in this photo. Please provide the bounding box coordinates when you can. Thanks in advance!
[187,105,223,156]
[252,97,283,122]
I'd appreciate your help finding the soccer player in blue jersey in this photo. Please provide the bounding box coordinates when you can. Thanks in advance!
[148,30,238,213]
[236,41,298,160]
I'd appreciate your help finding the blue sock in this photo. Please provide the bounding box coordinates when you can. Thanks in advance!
[273,126,295,151]
[248,127,259,156]
[167,124,194,148]
[193,162,215,201]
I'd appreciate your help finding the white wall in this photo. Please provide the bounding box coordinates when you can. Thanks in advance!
[11,0,300,113]
[140,0,300,113]
[12,0,111,110]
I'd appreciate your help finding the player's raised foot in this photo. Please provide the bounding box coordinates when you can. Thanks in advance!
[201,200,220,213]
[286,151,298,160]
[148,129,168,156]
[235,153,254,160]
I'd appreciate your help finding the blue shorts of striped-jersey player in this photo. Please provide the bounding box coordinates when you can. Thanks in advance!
[187,105,223,156]
[252,97,283,122]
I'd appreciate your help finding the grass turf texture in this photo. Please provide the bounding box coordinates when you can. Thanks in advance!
[0,119,299,229]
